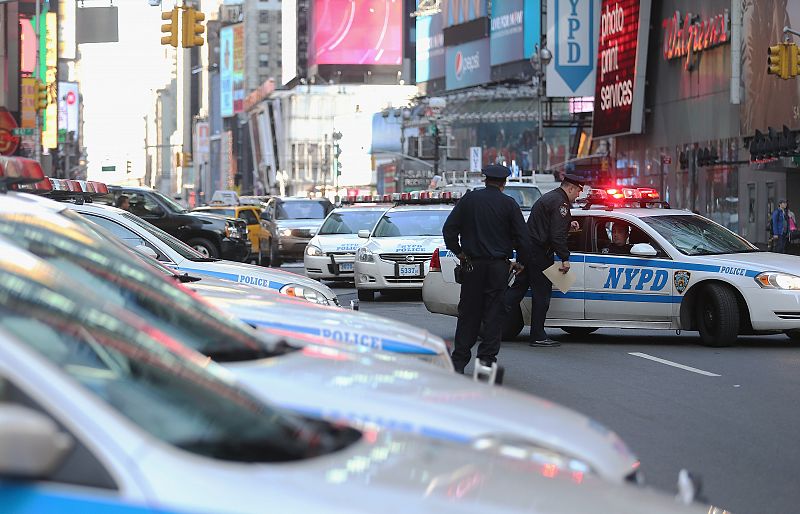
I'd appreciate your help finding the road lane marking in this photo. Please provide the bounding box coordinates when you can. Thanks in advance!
[628,352,721,377]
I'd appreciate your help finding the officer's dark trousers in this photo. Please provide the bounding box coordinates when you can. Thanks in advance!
[451,259,508,373]
[503,246,553,342]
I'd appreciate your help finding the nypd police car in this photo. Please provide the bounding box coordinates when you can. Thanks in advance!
[304,200,389,281]
[355,194,455,301]
[424,188,800,347]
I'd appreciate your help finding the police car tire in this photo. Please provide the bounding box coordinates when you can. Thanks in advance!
[187,238,219,259]
[561,327,599,336]
[501,307,524,340]
[695,284,739,347]
[358,289,375,302]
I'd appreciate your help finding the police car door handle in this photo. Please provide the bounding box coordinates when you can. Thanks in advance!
[588,264,610,270]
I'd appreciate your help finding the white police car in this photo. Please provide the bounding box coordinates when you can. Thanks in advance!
[355,194,455,301]
[0,243,714,514]
[424,188,800,347]
[304,200,389,281]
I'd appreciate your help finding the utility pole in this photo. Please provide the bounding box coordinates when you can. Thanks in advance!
[530,43,553,173]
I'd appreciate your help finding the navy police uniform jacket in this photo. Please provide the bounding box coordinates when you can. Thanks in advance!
[527,187,572,263]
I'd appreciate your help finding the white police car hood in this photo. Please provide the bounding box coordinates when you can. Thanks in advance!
[226,345,639,484]
[309,233,363,253]
[187,279,450,360]
[172,259,338,303]
[135,422,705,514]
[699,251,800,277]
[366,236,444,255]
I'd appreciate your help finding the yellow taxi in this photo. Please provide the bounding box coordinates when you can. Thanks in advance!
[192,205,274,265]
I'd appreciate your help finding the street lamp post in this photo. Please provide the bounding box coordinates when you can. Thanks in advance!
[530,44,552,173]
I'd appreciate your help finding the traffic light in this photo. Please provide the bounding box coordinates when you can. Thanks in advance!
[749,125,800,161]
[161,8,179,47]
[34,81,48,112]
[126,160,132,174]
[336,162,342,176]
[182,7,205,48]
[768,43,790,79]
[791,44,800,78]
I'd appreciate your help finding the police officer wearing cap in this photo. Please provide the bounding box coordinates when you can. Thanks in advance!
[443,164,532,374]
[504,174,584,347]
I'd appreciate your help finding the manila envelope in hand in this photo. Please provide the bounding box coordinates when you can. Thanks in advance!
[543,263,577,294]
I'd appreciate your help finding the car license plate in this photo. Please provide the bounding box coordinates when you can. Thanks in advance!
[398,264,420,277]
[339,262,354,272]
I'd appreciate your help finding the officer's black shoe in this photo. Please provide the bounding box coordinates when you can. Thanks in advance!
[529,339,561,348]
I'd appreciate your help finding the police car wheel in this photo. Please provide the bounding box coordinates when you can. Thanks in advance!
[501,306,524,340]
[187,238,219,259]
[695,284,739,347]
[785,329,800,342]
[561,327,598,336]
[357,289,375,302]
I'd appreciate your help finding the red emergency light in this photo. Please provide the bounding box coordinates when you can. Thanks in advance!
[0,156,47,191]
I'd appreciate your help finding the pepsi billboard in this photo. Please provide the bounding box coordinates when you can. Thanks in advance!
[416,13,445,82]
[446,38,490,90]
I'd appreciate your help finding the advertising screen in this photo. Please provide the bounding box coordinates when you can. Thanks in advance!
[220,26,234,117]
[281,0,297,85]
[592,0,650,138]
[446,38,490,90]
[310,0,402,66]
[416,13,445,81]
[491,0,525,65]
[58,82,80,138]
[232,24,245,113]
[442,0,487,28]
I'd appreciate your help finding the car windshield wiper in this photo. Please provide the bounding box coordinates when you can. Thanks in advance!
[188,257,219,262]
[170,273,202,283]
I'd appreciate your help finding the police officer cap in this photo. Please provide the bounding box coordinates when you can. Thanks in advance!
[482,164,511,178]
[563,174,586,188]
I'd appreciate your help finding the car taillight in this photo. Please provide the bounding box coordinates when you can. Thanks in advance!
[430,248,441,272]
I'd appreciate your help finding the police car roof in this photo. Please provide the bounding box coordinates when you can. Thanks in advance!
[575,207,695,217]
[0,191,67,213]
[387,203,456,213]
[333,204,390,212]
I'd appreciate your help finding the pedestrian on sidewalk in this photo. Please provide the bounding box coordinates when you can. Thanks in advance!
[443,164,531,374]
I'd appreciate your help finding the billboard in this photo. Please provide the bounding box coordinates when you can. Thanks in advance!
[416,13,445,82]
[59,0,77,59]
[281,0,297,85]
[491,0,525,66]
[310,0,402,66]
[220,25,234,117]
[546,0,599,97]
[233,24,246,113]
[591,0,651,138]
[446,38,490,90]
[42,12,58,150]
[442,0,487,28]
[58,82,80,138]
[20,18,36,73]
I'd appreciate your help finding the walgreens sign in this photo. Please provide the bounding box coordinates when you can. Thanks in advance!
[592,0,651,138]
[662,9,730,71]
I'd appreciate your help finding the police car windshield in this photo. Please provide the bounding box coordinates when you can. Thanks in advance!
[373,210,450,237]
[642,215,759,256]
[471,185,542,209]
[0,259,358,461]
[277,201,328,220]
[118,211,212,261]
[0,210,284,362]
[319,210,384,235]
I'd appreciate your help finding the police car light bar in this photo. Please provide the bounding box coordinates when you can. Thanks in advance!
[393,190,461,205]
[580,186,668,210]
[0,156,47,192]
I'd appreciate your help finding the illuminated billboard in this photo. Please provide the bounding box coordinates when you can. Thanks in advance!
[233,24,246,113]
[416,13,445,82]
[220,26,234,117]
[310,0,402,66]
[490,0,525,66]
[442,0,487,28]
[446,38,490,90]
[592,0,651,138]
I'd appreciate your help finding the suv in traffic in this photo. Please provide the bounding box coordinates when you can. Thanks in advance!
[100,186,249,261]
[262,197,334,264]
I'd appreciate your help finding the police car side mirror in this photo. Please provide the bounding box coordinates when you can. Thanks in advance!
[310,228,318,236]
[630,243,658,257]
[0,405,74,479]
[358,230,371,239]
[134,244,159,260]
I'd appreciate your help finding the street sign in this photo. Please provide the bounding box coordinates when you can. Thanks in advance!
[12,128,35,136]
[469,146,482,172]
[101,165,116,172]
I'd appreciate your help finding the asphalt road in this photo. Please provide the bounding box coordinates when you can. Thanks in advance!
[284,264,800,514]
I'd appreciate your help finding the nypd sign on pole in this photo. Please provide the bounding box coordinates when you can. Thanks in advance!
[469,147,482,172]
[546,0,600,97]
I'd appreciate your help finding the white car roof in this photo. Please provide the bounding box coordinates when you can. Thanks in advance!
[386,204,455,213]
[575,207,695,218]
[0,192,68,213]
[333,205,391,212]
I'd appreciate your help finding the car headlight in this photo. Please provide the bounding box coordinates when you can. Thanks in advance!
[755,271,800,290]
[306,244,323,257]
[357,247,374,262]
[280,228,293,237]
[225,225,241,239]
[280,284,332,305]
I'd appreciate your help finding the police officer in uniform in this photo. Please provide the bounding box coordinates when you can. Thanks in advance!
[443,164,531,374]
[504,174,584,347]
